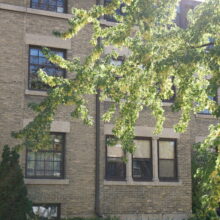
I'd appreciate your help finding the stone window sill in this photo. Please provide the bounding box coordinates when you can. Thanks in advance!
[25,89,48,97]
[104,179,182,186]
[100,19,117,26]
[104,98,173,107]
[24,178,69,185]
[195,114,216,119]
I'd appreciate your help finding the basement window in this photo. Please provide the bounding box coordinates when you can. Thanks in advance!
[32,204,60,219]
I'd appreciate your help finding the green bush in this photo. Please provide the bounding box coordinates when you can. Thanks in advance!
[191,143,220,220]
[0,145,33,220]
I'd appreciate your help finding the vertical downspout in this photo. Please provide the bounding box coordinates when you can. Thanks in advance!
[95,0,101,217]
[95,90,101,217]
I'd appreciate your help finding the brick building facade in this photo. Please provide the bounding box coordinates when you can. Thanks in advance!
[0,0,218,219]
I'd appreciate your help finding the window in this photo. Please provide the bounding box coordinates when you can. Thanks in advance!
[29,46,65,90]
[199,95,217,115]
[30,0,66,13]
[109,57,124,80]
[105,136,126,180]
[162,77,176,103]
[110,58,123,66]
[26,133,65,179]
[158,139,177,181]
[132,138,152,181]
[104,0,126,22]
[32,204,60,220]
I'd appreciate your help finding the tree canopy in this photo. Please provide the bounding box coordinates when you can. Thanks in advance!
[13,0,220,153]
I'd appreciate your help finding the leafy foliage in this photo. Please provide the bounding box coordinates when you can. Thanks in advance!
[191,143,220,220]
[12,0,220,154]
[0,145,33,220]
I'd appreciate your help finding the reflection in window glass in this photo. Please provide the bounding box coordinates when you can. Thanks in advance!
[33,204,60,220]
[106,136,126,180]
[31,0,65,13]
[29,47,65,90]
[132,139,152,180]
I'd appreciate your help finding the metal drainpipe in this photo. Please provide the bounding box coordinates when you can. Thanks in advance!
[95,0,101,217]
[95,90,101,217]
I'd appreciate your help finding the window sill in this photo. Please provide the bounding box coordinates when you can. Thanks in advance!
[195,114,216,119]
[104,179,182,186]
[25,89,48,97]
[104,99,173,106]
[162,102,173,107]
[100,18,117,26]
[24,178,69,185]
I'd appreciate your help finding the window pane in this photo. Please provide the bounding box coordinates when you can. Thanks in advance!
[159,140,175,159]
[39,57,47,65]
[107,143,123,157]
[36,160,44,170]
[133,139,151,158]
[27,168,35,176]
[45,161,54,170]
[30,48,39,56]
[30,65,39,74]
[36,170,44,176]
[106,157,125,179]
[159,160,175,178]
[27,152,35,160]
[33,205,59,219]
[110,59,123,66]
[36,152,44,161]
[133,159,152,179]
[54,153,62,161]
[30,56,39,65]
[44,152,53,161]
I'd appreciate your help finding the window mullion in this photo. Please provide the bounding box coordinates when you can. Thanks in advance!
[126,153,132,182]
[152,137,159,182]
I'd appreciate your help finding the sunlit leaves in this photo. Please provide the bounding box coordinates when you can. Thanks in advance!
[13,0,220,155]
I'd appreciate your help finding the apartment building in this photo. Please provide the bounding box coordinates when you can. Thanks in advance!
[0,0,218,219]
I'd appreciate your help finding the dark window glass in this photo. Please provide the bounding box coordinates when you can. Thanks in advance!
[104,0,126,22]
[32,204,60,220]
[26,133,65,179]
[106,136,126,180]
[29,46,65,90]
[158,139,177,181]
[31,0,66,13]
[132,138,152,181]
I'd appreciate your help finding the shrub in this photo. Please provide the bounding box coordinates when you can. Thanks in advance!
[191,143,220,220]
[0,145,33,220]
